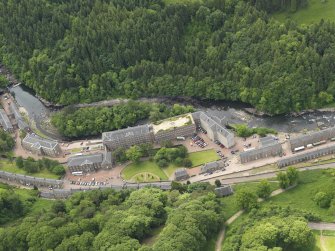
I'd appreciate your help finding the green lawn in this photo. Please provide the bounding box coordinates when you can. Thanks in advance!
[0,159,60,179]
[0,183,54,225]
[273,0,335,24]
[263,169,335,222]
[122,161,168,181]
[313,230,335,251]
[220,182,279,219]
[122,149,220,181]
[189,149,220,167]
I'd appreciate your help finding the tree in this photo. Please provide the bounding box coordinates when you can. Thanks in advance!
[277,172,290,189]
[139,143,153,157]
[52,165,66,176]
[126,145,143,163]
[0,130,15,153]
[52,200,66,214]
[112,147,128,163]
[182,158,192,167]
[236,190,258,211]
[15,157,24,169]
[314,192,332,208]
[286,167,299,185]
[214,179,221,187]
[256,180,271,199]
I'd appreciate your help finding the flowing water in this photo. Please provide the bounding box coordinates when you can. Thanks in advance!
[10,85,335,139]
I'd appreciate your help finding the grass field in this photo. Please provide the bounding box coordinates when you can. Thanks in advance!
[133,172,161,182]
[189,149,220,167]
[122,161,168,181]
[313,230,335,251]
[220,182,279,219]
[122,149,220,181]
[0,183,53,224]
[273,0,335,24]
[263,169,335,222]
[0,159,60,179]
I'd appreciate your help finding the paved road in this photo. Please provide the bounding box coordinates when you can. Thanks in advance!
[308,222,335,231]
[207,162,335,185]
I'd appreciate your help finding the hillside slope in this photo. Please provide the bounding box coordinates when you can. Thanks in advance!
[1,0,335,114]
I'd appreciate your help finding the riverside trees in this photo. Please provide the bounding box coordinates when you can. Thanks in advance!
[51,102,194,138]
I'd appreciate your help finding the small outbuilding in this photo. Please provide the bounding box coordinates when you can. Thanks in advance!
[174,168,189,181]
[215,185,234,197]
[200,160,225,174]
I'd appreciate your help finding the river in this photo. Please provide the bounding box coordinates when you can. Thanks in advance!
[9,85,63,140]
[9,85,335,140]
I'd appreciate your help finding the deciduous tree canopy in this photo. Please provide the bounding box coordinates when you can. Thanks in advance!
[1,0,335,114]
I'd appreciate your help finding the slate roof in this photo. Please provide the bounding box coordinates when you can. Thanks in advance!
[0,109,13,131]
[277,144,335,167]
[23,134,59,150]
[174,168,189,179]
[9,102,29,130]
[260,136,277,147]
[102,124,151,142]
[215,186,234,197]
[199,112,232,137]
[67,153,104,167]
[201,161,224,173]
[289,127,335,149]
[240,142,282,158]
[102,151,112,164]
[0,170,63,185]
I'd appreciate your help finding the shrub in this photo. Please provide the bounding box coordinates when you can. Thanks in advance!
[314,192,332,208]
[182,158,192,167]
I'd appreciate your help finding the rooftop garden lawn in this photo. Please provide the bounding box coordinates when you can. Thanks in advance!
[0,159,60,179]
[263,169,335,222]
[188,149,221,167]
[272,0,335,24]
[122,161,168,181]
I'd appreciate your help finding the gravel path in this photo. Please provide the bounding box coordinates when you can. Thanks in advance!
[215,187,291,251]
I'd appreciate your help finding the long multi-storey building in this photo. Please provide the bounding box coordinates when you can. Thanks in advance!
[0,109,14,132]
[289,127,335,151]
[103,124,153,151]
[152,114,196,143]
[103,113,196,150]
[195,112,235,148]
[240,136,282,163]
[278,144,335,168]
[22,133,62,157]
[0,170,63,188]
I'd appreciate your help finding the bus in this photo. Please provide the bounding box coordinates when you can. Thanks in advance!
[312,140,326,147]
[293,146,305,152]
[72,171,83,176]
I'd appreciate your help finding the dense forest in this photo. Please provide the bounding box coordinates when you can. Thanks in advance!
[1,0,335,114]
[0,185,223,251]
[0,178,320,251]
[51,102,194,138]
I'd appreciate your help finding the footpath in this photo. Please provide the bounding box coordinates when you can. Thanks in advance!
[215,186,294,251]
